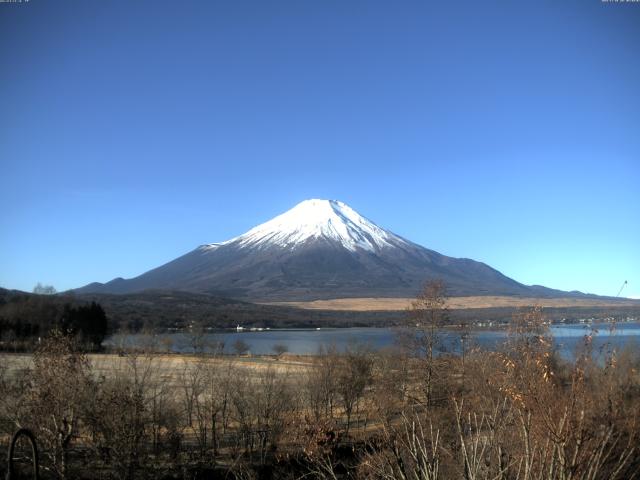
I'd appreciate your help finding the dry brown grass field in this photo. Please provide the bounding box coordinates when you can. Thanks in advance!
[265,295,640,311]
[0,352,314,380]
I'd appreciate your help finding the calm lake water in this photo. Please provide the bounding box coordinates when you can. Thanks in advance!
[107,321,640,360]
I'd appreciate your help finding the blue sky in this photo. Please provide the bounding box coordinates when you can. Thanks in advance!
[1,0,639,298]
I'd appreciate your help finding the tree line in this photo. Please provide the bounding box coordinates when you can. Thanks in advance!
[0,290,109,351]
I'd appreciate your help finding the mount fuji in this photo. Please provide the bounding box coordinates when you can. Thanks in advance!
[76,199,570,301]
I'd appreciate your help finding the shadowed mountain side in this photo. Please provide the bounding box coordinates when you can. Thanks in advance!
[76,239,538,300]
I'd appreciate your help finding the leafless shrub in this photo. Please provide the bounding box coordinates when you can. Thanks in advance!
[23,330,93,479]
[335,343,374,436]
[228,364,296,464]
[359,408,441,480]
[233,338,250,356]
[84,352,165,480]
[304,344,339,422]
[272,343,289,357]
[463,307,640,480]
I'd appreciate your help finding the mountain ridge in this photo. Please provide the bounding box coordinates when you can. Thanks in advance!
[75,199,607,301]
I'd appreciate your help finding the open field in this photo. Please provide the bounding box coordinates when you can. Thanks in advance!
[0,352,314,379]
[265,295,640,311]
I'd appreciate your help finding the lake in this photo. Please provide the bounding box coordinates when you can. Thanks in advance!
[106,321,640,360]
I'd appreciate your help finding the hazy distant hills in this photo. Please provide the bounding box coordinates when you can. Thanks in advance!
[76,199,610,302]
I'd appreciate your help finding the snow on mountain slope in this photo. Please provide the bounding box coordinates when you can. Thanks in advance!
[202,199,410,252]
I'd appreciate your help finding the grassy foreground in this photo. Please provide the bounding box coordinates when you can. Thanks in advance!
[1,309,639,480]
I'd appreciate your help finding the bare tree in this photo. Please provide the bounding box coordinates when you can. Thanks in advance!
[272,343,288,358]
[180,360,204,429]
[85,353,161,480]
[228,365,295,464]
[335,343,373,435]
[33,282,57,295]
[304,344,339,422]
[188,321,209,354]
[359,408,441,480]
[403,279,449,406]
[252,366,295,464]
[203,359,236,456]
[372,349,410,426]
[233,338,250,356]
[24,331,93,479]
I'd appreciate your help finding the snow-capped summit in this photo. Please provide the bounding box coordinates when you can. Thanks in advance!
[218,199,409,252]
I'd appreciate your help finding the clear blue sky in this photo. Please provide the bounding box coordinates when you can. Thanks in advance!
[1,0,638,298]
